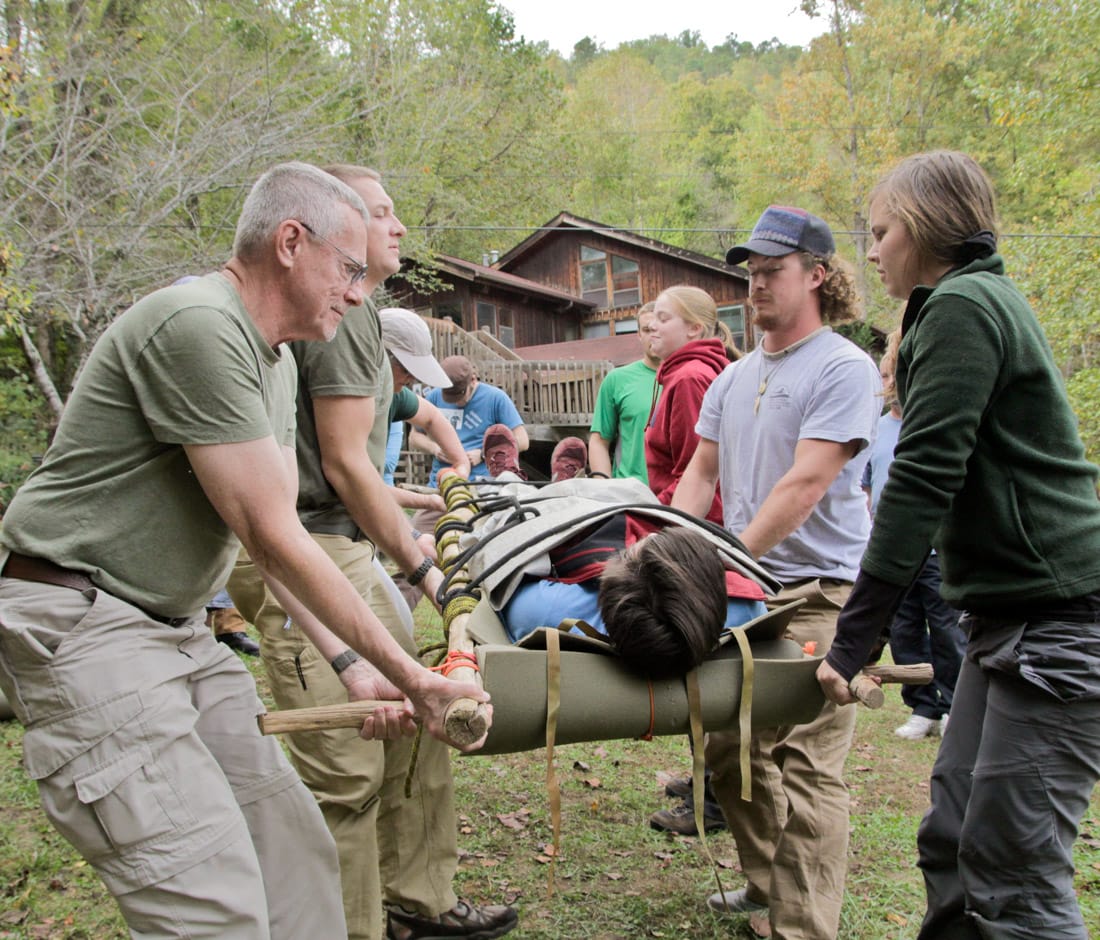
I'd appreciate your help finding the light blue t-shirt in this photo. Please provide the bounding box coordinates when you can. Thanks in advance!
[862,412,902,517]
[696,329,880,582]
[501,578,767,644]
[423,382,523,484]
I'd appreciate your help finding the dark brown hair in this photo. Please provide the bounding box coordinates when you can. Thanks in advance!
[597,527,727,678]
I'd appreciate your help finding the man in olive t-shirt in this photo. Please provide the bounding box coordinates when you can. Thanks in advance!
[0,163,488,938]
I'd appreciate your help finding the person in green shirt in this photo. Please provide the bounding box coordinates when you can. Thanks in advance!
[589,303,660,481]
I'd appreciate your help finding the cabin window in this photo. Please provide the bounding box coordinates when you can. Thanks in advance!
[611,255,640,307]
[615,318,638,334]
[474,301,515,349]
[476,301,495,333]
[498,307,515,349]
[580,245,640,309]
[718,304,747,352]
[434,299,463,328]
[583,321,611,339]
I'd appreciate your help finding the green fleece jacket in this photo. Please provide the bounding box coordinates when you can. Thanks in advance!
[860,254,1100,612]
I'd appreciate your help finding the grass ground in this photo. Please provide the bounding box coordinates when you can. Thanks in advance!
[1,605,1098,938]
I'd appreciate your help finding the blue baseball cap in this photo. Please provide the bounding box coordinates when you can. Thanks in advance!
[726,206,835,265]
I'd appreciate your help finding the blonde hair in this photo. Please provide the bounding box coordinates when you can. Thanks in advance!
[656,285,741,360]
[321,164,382,186]
[870,150,999,268]
[879,326,902,405]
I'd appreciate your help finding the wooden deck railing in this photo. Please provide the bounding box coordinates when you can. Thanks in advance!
[421,317,613,426]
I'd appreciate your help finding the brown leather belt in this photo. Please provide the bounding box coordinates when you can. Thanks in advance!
[2,552,95,592]
[1,551,191,626]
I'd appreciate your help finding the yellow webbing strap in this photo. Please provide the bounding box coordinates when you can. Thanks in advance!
[557,618,603,640]
[686,669,727,903]
[730,627,755,802]
[544,626,562,897]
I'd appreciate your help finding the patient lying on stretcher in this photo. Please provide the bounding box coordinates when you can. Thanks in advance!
[500,514,767,679]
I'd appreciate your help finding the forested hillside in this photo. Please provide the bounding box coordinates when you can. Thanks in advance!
[1,0,1097,483]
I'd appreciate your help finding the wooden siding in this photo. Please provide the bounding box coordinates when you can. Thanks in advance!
[501,230,750,341]
[393,281,581,349]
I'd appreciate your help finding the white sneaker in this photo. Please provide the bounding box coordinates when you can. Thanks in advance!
[939,714,949,736]
[707,887,768,914]
[895,714,939,740]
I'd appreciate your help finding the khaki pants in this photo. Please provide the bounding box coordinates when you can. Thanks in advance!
[706,579,856,940]
[229,536,458,940]
[0,574,344,940]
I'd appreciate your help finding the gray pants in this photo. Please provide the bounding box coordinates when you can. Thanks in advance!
[917,615,1100,939]
[0,575,345,939]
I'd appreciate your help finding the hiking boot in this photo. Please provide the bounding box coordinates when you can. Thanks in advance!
[385,900,518,940]
[663,774,692,800]
[707,887,768,914]
[209,607,260,656]
[215,631,260,656]
[894,714,939,740]
[550,436,587,482]
[649,801,727,835]
[482,424,525,479]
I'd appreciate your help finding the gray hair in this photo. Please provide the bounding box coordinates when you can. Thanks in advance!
[233,161,368,260]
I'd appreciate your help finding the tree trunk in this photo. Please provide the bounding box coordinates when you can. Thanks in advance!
[19,325,65,419]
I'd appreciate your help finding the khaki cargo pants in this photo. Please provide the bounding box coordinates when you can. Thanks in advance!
[0,572,344,939]
[230,535,459,940]
[706,578,856,940]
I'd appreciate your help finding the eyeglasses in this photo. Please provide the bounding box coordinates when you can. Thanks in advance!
[296,220,369,286]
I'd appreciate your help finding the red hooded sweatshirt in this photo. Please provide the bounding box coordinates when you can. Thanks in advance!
[645,337,729,525]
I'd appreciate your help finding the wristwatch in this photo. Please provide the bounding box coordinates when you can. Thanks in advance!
[330,649,363,675]
[407,556,436,587]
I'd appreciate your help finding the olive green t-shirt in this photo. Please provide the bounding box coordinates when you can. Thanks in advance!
[291,299,394,535]
[1,273,296,617]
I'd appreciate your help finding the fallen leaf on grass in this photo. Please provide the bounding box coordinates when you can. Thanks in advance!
[606,871,623,881]
[573,760,591,772]
[582,777,602,789]
[495,809,530,831]
[593,746,609,758]
[653,850,675,861]
[886,912,908,926]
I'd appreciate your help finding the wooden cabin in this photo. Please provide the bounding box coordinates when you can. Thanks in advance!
[496,212,752,352]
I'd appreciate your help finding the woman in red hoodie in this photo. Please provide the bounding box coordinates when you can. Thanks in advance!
[645,285,740,524]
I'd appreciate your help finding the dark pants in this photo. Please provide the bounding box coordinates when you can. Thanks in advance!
[917,614,1100,939]
[889,554,965,719]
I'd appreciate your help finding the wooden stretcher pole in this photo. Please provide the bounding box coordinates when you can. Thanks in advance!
[849,662,934,709]
[434,470,490,747]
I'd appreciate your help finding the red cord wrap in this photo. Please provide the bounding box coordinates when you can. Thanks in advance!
[430,650,480,676]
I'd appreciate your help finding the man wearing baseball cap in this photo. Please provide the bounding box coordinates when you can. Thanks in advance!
[379,307,471,496]
[674,205,880,939]
[228,169,517,940]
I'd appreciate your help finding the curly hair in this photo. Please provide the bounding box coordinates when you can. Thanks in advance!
[597,527,728,678]
[794,251,862,325]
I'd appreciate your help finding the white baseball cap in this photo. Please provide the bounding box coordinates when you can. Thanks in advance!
[378,308,452,388]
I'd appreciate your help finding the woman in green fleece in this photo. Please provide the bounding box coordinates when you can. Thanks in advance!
[817,150,1100,939]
